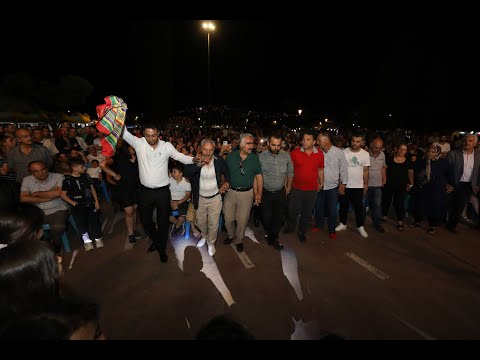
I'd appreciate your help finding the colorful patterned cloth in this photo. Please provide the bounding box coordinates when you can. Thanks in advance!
[95,96,127,157]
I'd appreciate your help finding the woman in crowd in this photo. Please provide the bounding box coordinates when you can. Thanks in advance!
[410,145,451,234]
[382,143,414,231]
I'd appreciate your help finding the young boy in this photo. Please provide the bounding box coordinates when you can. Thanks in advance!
[61,158,103,252]
[169,162,191,239]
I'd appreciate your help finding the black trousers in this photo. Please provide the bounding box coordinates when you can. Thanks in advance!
[139,186,171,252]
[71,205,102,240]
[287,188,317,234]
[339,188,365,228]
[447,182,473,229]
[382,186,407,222]
[261,188,287,237]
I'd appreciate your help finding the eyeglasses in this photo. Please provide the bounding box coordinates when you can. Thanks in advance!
[239,161,245,175]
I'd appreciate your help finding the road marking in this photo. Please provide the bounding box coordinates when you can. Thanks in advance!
[231,244,255,268]
[392,313,436,340]
[345,252,389,280]
[101,218,108,232]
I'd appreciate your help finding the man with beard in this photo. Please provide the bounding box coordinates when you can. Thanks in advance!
[258,134,294,250]
[122,123,199,263]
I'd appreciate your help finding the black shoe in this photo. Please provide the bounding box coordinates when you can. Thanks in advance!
[272,241,284,251]
[128,234,137,244]
[147,242,157,253]
[133,231,143,240]
[224,236,233,245]
[297,232,307,242]
[159,251,168,263]
[264,233,272,243]
[283,226,294,234]
[375,225,386,234]
[236,243,244,252]
[446,225,458,234]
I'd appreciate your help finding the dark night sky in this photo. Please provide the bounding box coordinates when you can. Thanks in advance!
[2,15,480,129]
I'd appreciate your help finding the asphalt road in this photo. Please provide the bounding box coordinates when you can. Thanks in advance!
[61,205,480,340]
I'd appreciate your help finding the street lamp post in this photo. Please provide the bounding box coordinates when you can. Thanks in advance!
[202,21,215,106]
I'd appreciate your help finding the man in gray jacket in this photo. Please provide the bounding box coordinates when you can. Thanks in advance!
[446,134,480,233]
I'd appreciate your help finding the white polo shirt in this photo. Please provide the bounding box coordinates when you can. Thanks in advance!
[169,177,191,200]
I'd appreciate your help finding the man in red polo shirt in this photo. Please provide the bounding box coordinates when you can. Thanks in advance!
[285,129,324,242]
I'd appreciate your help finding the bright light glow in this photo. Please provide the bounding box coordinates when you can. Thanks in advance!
[325,118,328,122]
[298,109,303,116]
[202,22,215,31]
[352,123,355,126]
[273,120,277,124]
[389,114,392,117]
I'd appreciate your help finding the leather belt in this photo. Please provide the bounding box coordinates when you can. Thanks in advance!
[230,186,253,192]
[200,192,220,199]
[265,188,284,194]
[141,184,169,190]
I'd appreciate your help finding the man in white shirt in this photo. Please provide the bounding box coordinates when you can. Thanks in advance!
[122,123,198,263]
[433,134,451,158]
[336,132,370,238]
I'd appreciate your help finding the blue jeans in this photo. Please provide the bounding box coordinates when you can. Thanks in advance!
[367,187,382,228]
[314,187,339,233]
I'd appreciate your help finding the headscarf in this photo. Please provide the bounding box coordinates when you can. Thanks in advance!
[426,145,442,182]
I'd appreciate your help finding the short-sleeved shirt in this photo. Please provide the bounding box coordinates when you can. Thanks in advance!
[385,157,414,190]
[21,173,68,215]
[368,151,386,187]
[7,144,52,183]
[62,174,95,207]
[169,177,191,201]
[225,150,262,188]
[344,147,370,189]
[259,150,294,192]
[291,147,325,191]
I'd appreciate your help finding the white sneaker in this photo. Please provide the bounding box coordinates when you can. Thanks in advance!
[197,237,206,247]
[207,244,216,256]
[95,238,104,248]
[358,226,368,238]
[84,242,94,252]
[335,223,347,231]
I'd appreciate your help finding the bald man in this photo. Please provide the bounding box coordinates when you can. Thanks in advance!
[367,137,387,233]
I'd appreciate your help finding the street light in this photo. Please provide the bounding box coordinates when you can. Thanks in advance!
[202,21,216,106]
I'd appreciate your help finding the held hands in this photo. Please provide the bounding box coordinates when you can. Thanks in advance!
[113,173,121,181]
[446,184,454,194]
[253,193,262,206]
[219,182,230,194]
[338,184,346,195]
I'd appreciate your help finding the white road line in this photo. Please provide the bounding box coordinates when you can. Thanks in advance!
[345,252,389,280]
[392,313,436,340]
[231,244,255,269]
[101,218,108,232]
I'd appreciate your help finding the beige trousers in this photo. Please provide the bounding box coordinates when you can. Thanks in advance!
[222,189,254,244]
[195,194,222,245]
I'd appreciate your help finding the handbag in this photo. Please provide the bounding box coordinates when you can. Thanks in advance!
[186,202,196,223]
